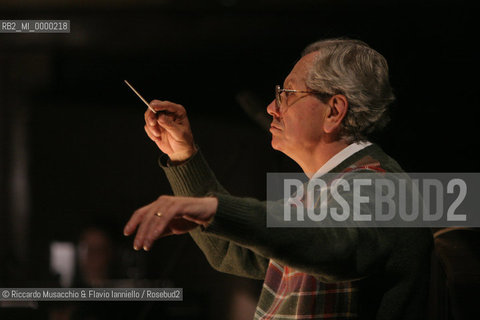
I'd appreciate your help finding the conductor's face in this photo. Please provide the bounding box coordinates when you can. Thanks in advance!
[267,52,331,160]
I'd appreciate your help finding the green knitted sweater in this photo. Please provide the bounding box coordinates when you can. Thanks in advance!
[159,144,432,319]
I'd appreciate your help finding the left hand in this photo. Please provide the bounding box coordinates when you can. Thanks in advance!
[124,195,218,251]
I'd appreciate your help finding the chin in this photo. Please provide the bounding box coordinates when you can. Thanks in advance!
[270,137,282,152]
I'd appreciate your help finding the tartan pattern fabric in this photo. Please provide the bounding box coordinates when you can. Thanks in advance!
[253,158,385,320]
[254,260,358,319]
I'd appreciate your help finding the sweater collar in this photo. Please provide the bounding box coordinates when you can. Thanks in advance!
[310,141,372,179]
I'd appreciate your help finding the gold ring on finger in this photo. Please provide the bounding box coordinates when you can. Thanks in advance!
[155,211,163,218]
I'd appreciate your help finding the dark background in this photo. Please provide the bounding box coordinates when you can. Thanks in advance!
[0,0,478,319]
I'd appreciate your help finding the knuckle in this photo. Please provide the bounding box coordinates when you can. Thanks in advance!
[157,194,171,202]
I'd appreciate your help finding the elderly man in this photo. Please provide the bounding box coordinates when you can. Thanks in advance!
[124,38,432,319]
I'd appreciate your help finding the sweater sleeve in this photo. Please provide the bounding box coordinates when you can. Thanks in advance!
[159,150,269,280]
[203,192,394,283]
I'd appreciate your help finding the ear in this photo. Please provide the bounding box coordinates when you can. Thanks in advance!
[323,94,348,134]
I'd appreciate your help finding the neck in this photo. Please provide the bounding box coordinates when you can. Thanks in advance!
[293,140,350,178]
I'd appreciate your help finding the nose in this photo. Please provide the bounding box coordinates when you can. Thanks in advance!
[267,99,280,118]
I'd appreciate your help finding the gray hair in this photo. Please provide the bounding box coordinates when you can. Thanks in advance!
[302,38,395,143]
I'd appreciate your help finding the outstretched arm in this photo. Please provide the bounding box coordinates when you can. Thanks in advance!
[125,100,269,279]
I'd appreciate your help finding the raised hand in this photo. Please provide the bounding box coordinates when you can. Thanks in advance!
[144,100,197,164]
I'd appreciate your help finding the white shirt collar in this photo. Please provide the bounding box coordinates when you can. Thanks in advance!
[310,141,372,179]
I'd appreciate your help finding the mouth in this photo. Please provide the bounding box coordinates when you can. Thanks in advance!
[270,123,282,131]
[269,126,280,134]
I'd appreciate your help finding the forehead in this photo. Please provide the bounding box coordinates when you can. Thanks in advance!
[284,52,317,87]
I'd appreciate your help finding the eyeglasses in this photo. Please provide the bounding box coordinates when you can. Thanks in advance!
[275,85,330,113]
